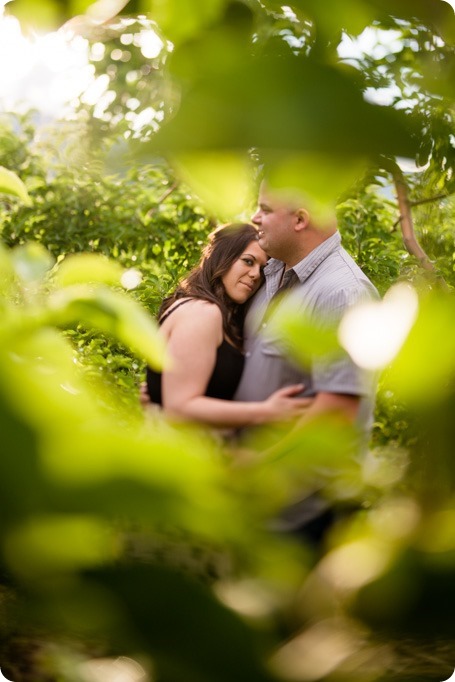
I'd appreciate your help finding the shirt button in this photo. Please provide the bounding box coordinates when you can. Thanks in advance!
[245,352,251,358]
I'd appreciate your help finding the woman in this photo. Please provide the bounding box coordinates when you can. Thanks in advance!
[146,223,307,427]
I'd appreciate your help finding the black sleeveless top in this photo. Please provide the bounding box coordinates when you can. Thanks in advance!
[146,299,245,405]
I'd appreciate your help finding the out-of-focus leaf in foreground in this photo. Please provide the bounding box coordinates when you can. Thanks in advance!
[339,282,419,371]
[10,242,55,285]
[385,289,455,405]
[137,22,420,214]
[17,563,279,682]
[5,515,120,579]
[0,166,32,206]
[264,295,341,368]
[145,0,227,46]
[170,151,256,219]
[6,0,130,32]
[53,252,126,288]
[47,284,165,369]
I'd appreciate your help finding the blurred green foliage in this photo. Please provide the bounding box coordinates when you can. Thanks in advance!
[0,112,213,402]
[1,1,455,681]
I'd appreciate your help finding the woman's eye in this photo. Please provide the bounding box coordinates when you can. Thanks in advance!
[243,258,253,266]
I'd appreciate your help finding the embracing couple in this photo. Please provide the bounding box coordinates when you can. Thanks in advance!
[144,181,378,437]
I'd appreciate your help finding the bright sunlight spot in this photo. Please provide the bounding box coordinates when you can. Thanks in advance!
[0,9,92,118]
[138,28,163,58]
[121,268,142,290]
[0,5,165,123]
[319,539,392,592]
[338,283,419,371]
[272,619,361,681]
[78,656,148,682]
[338,28,404,64]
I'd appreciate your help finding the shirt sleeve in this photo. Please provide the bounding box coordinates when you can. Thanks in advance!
[311,286,376,396]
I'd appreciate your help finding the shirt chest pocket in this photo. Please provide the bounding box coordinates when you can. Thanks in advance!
[261,343,286,362]
[260,336,287,358]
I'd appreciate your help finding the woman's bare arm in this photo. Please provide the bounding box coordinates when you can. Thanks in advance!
[156,300,310,427]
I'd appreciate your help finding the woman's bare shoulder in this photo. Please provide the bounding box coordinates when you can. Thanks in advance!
[163,299,223,347]
[163,298,222,326]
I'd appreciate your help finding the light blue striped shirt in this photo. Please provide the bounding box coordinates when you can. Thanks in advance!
[234,231,378,432]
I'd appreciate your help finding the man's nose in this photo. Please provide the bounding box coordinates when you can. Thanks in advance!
[251,210,261,224]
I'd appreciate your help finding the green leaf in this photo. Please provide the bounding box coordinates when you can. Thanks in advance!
[170,151,256,217]
[139,41,420,210]
[6,0,129,32]
[47,284,166,369]
[6,0,62,30]
[5,515,119,579]
[0,375,44,528]
[146,0,227,45]
[0,166,32,205]
[11,242,55,284]
[0,327,102,429]
[149,45,419,156]
[264,295,341,368]
[0,243,18,299]
[54,253,125,287]
[282,0,377,39]
[263,151,370,218]
[385,290,455,405]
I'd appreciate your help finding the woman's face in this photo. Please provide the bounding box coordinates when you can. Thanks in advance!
[221,240,267,304]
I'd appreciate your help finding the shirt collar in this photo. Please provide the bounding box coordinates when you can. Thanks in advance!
[264,231,341,284]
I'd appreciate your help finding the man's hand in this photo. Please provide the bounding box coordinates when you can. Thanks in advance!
[300,392,360,423]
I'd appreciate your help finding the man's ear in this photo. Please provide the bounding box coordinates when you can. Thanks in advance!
[295,208,310,231]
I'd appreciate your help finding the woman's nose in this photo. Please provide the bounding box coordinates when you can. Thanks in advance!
[249,265,260,279]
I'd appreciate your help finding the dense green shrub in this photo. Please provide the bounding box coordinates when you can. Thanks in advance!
[0,116,212,272]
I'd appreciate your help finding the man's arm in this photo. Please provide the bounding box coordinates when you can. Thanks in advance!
[299,391,360,423]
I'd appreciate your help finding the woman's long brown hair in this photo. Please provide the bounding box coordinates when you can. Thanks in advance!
[159,223,262,348]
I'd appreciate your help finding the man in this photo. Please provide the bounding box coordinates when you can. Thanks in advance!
[234,182,378,541]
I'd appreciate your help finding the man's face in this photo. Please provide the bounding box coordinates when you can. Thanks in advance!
[251,186,299,260]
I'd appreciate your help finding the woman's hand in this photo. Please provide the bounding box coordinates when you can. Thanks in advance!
[139,381,150,407]
[260,384,313,422]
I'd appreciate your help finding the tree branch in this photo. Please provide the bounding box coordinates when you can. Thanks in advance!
[145,181,179,220]
[391,164,435,271]
[409,192,453,207]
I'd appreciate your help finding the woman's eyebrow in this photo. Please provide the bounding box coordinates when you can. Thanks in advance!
[242,252,257,259]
